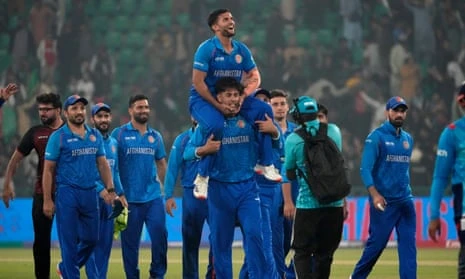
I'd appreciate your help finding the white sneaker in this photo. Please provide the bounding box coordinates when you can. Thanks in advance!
[193,174,209,200]
[256,164,282,182]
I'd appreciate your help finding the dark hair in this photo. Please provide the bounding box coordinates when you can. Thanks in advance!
[129,94,149,107]
[270,89,288,99]
[215,77,244,95]
[317,103,328,116]
[208,9,230,28]
[36,92,62,108]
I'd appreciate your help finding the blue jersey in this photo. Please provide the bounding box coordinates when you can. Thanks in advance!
[95,135,124,195]
[111,122,167,203]
[0,98,4,107]
[284,121,343,209]
[255,122,284,188]
[190,36,256,99]
[185,116,258,183]
[279,121,299,198]
[430,118,465,219]
[164,127,198,199]
[360,121,414,203]
[45,124,106,189]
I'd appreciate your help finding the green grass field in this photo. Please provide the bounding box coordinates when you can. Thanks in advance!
[0,247,457,278]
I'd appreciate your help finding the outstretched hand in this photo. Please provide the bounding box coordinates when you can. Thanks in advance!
[0,83,18,100]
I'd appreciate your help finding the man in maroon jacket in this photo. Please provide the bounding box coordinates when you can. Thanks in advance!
[2,92,64,279]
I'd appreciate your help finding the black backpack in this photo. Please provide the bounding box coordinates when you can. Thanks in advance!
[295,123,351,204]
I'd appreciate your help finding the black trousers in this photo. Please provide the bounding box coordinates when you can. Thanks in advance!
[292,207,344,279]
[32,194,54,279]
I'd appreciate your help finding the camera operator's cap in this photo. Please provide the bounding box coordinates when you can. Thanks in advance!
[457,81,465,102]
[64,94,88,109]
[253,88,271,99]
[91,102,111,116]
[385,96,408,110]
[291,96,318,114]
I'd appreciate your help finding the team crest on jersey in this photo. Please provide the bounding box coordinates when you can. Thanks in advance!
[403,141,409,149]
[89,134,96,142]
[235,54,242,64]
[111,145,116,154]
[148,135,155,143]
[237,119,245,128]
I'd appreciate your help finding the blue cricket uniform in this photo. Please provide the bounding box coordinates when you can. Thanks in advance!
[85,135,124,279]
[112,122,168,279]
[430,118,465,277]
[164,127,214,279]
[189,36,274,177]
[45,124,105,279]
[185,115,267,279]
[277,120,299,279]
[239,122,283,279]
[352,120,416,279]
[0,98,4,107]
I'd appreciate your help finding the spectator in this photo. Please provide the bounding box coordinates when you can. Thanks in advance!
[340,0,363,49]
[29,0,54,49]
[36,32,57,82]
[89,45,115,98]
[399,56,420,102]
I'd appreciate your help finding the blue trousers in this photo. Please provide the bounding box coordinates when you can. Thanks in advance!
[351,199,417,279]
[85,198,114,279]
[56,186,99,279]
[451,183,465,278]
[283,181,299,279]
[121,198,167,279]
[208,179,266,279]
[182,187,214,279]
[189,95,274,177]
[239,187,281,279]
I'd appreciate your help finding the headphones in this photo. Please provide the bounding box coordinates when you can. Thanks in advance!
[291,97,303,123]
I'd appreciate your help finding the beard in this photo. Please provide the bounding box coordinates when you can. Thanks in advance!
[69,115,85,125]
[389,117,404,128]
[41,116,55,126]
[96,123,110,133]
[134,114,148,124]
[221,29,235,38]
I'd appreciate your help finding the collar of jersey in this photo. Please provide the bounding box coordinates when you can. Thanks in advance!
[63,123,93,137]
[212,36,238,54]
[382,120,403,136]
[126,121,154,134]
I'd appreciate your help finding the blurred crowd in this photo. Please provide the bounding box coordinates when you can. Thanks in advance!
[1,0,464,196]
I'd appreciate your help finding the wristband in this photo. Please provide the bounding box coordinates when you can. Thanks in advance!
[107,188,115,193]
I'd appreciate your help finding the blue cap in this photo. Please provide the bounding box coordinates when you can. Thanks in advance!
[91,102,111,116]
[291,96,318,115]
[64,94,88,110]
[253,88,271,99]
[385,96,408,110]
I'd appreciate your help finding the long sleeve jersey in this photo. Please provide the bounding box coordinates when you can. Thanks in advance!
[360,120,414,203]
[164,127,198,199]
[430,118,465,219]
